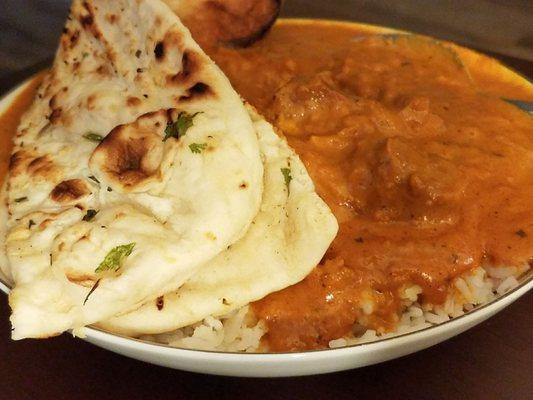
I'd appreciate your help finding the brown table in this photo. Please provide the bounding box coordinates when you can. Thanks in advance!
[1,2,532,398]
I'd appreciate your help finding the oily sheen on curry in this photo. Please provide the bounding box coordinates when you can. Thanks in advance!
[210,24,533,351]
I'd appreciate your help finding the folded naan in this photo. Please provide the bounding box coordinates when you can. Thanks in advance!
[6,0,263,339]
[0,183,11,285]
[99,109,338,336]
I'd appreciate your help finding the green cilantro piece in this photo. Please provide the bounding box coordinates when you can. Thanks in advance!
[83,279,100,305]
[82,209,98,222]
[281,167,292,190]
[189,142,208,154]
[88,175,100,185]
[14,196,28,203]
[163,112,201,142]
[83,132,104,142]
[95,243,135,273]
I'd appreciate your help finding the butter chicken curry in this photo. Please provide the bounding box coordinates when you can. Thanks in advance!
[210,22,533,351]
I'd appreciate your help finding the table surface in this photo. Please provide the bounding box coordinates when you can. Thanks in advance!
[0,1,532,399]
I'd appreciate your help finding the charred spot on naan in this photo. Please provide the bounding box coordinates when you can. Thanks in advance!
[36,72,56,102]
[28,156,58,178]
[153,29,185,63]
[177,82,214,103]
[95,64,113,77]
[86,93,98,110]
[50,179,91,204]
[126,96,142,107]
[60,27,81,50]
[48,108,63,123]
[9,150,59,180]
[105,13,119,24]
[156,296,165,311]
[8,150,32,177]
[154,29,206,89]
[89,110,175,193]
[154,42,165,60]
[79,1,95,29]
[47,94,64,124]
[75,0,107,49]
[165,51,203,86]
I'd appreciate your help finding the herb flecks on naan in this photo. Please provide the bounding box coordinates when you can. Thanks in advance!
[99,108,338,336]
[6,0,263,339]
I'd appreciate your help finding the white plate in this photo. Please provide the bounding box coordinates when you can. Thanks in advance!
[1,77,532,378]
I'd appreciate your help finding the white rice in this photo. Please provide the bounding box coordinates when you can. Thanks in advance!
[147,264,530,352]
[140,305,266,352]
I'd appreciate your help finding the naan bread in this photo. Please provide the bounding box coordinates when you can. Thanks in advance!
[6,0,263,339]
[0,183,11,285]
[99,109,338,336]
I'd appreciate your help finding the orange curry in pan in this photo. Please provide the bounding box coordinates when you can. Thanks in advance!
[1,21,532,352]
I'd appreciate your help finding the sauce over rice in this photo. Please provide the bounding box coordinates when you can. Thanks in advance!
[209,22,533,351]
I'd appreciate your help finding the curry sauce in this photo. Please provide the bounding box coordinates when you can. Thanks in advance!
[210,22,533,351]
